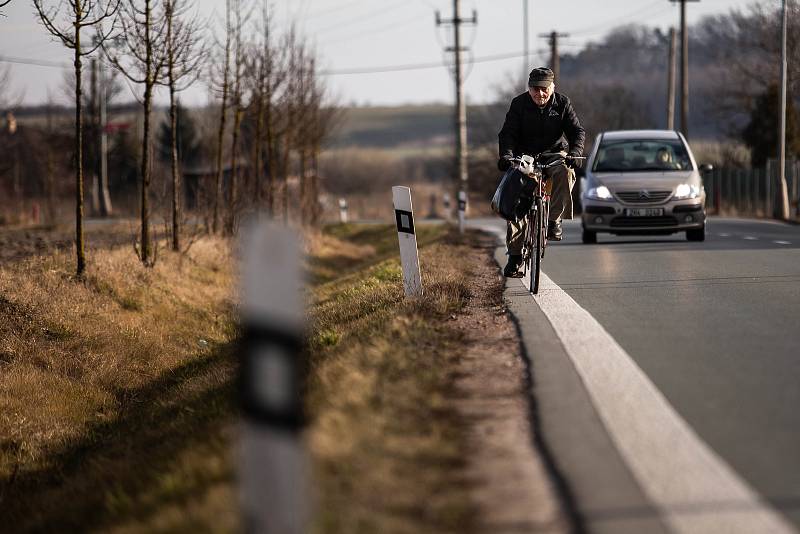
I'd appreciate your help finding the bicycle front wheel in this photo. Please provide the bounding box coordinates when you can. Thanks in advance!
[530,197,543,294]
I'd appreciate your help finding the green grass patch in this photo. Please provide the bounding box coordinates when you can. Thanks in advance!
[308,223,478,533]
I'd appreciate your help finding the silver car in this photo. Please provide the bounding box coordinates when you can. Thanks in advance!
[580,130,712,244]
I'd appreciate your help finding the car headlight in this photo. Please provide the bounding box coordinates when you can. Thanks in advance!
[586,185,613,200]
[673,184,700,199]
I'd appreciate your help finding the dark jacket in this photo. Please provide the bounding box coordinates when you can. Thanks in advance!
[498,91,586,167]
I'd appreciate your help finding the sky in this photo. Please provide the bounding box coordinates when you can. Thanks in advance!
[0,0,762,108]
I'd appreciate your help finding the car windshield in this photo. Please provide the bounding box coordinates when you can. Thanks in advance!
[593,139,692,173]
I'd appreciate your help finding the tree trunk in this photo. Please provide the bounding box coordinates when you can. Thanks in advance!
[281,138,290,223]
[311,146,320,226]
[74,24,86,277]
[141,82,152,264]
[228,106,241,234]
[213,0,231,234]
[299,147,307,223]
[167,5,180,251]
[169,86,180,251]
[265,98,275,216]
[253,88,264,206]
[45,103,56,224]
[140,0,153,265]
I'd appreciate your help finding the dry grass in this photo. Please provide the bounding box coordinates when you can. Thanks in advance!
[0,236,239,532]
[307,224,479,534]
[0,221,487,533]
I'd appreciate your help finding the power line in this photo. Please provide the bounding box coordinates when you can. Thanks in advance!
[0,54,68,69]
[304,0,363,20]
[314,0,407,35]
[320,49,546,76]
[320,14,426,46]
[566,0,666,36]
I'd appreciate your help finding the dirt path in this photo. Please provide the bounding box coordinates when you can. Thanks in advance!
[452,233,570,534]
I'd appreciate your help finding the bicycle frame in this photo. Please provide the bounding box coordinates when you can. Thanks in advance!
[511,152,575,294]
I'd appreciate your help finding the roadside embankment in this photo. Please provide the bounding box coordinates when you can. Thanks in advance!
[0,221,566,532]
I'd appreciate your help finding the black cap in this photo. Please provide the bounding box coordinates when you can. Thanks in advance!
[528,67,554,88]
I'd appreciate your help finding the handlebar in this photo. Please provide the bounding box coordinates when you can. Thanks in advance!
[509,152,586,175]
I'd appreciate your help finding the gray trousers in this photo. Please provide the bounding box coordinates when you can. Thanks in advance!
[506,164,575,255]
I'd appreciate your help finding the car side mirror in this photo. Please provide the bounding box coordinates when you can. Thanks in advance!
[699,163,713,173]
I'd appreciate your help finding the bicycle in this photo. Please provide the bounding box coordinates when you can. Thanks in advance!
[510,152,585,294]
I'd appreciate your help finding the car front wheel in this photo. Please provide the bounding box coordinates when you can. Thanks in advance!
[686,225,705,242]
[582,228,597,244]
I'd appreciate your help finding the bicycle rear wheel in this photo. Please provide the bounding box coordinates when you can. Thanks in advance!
[530,197,543,294]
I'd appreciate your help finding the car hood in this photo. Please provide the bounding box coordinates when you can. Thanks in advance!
[591,171,698,190]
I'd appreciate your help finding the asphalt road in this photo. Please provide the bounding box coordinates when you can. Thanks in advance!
[471,216,800,532]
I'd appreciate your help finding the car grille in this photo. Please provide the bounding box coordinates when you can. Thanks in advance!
[610,216,679,227]
[614,190,672,204]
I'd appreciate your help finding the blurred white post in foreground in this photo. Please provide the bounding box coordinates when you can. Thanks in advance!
[338,197,348,223]
[239,219,309,534]
[392,186,423,297]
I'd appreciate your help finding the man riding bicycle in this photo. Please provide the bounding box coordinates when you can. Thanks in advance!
[498,67,585,277]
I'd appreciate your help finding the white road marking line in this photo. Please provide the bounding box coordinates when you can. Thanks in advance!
[718,233,730,237]
[774,240,791,245]
[522,273,796,534]
[743,236,758,240]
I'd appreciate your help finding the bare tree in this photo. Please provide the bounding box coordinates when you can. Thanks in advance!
[105,0,167,266]
[225,0,251,234]
[696,2,800,135]
[161,0,205,250]
[245,2,288,216]
[210,0,232,234]
[32,0,119,277]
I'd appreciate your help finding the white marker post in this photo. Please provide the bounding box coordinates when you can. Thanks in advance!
[457,190,467,233]
[392,186,423,297]
[443,192,451,220]
[239,220,309,534]
[338,198,348,223]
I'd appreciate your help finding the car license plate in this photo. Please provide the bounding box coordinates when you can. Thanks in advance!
[624,208,663,217]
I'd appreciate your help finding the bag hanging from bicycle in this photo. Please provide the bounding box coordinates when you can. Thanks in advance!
[491,168,537,221]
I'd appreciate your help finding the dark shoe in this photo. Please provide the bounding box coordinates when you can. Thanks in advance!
[547,220,563,241]
[503,254,523,277]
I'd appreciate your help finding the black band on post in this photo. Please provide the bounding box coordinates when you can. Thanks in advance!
[395,209,415,234]
[238,324,307,430]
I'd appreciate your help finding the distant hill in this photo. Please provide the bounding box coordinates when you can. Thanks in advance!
[327,103,506,150]
[330,104,452,148]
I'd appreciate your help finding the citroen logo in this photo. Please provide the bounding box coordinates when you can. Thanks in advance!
[639,189,651,199]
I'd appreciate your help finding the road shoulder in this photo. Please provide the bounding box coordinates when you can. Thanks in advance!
[492,244,670,534]
[451,232,569,533]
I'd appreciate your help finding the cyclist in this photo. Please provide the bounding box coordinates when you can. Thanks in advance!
[497,67,585,277]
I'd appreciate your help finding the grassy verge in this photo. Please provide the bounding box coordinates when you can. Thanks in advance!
[0,238,240,532]
[307,223,478,533]
[0,222,485,532]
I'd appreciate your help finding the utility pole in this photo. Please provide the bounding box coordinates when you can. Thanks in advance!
[523,0,530,86]
[539,30,569,83]
[93,34,112,217]
[667,27,677,130]
[777,0,790,219]
[436,1,477,233]
[669,0,699,139]
[90,58,100,214]
[98,55,111,216]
